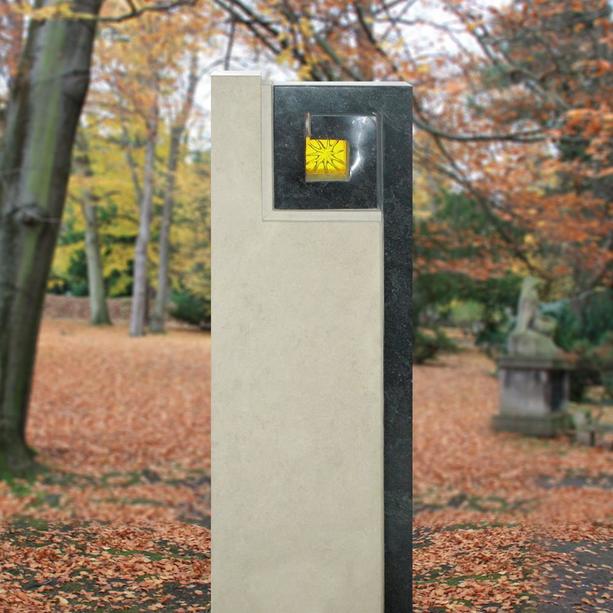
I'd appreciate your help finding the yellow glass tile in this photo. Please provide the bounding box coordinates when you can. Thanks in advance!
[305,137,349,181]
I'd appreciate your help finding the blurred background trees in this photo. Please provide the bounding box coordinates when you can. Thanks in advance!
[1,0,610,343]
[4,0,608,342]
[32,0,217,334]
[0,0,215,472]
[0,0,611,469]
[210,0,611,363]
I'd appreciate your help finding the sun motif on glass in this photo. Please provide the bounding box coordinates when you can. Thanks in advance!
[305,137,349,182]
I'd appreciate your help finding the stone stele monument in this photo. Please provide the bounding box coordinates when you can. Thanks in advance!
[493,276,573,436]
[211,73,412,613]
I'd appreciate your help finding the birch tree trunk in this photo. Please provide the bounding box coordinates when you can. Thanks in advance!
[120,115,144,206]
[129,115,158,337]
[0,0,102,475]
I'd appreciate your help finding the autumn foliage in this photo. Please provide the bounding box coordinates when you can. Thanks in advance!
[215,0,612,292]
[0,321,211,611]
[0,0,611,610]
[3,0,609,305]
[0,322,610,610]
[415,0,612,290]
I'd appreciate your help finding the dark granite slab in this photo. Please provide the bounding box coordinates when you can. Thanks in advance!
[273,85,409,212]
[273,83,413,613]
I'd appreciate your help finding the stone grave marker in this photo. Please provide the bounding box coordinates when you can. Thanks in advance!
[211,73,412,613]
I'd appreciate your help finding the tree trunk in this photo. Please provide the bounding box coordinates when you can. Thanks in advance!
[150,55,199,334]
[120,115,144,206]
[149,126,181,333]
[81,199,112,325]
[0,6,25,137]
[0,0,102,475]
[74,132,112,326]
[129,118,158,337]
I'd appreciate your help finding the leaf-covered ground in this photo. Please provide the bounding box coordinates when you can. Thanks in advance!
[0,320,610,611]
[413,350,612,612]
[0,320,211,611]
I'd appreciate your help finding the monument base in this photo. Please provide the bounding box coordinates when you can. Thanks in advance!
[492,411,570,437]
[494,356,573,438]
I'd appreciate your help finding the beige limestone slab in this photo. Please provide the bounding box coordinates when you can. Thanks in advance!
[212,72,384,613]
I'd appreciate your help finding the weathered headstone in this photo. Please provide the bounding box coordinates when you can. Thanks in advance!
[211,73,412,612]
[494,277,572,436]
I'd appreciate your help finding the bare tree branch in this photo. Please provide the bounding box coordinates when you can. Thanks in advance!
[101,0,195,23]
[223,17,236,70]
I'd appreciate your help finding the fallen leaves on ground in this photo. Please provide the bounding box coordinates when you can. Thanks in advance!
[0,320,610,611]
[0,320,211,611]
[413,350,612,612]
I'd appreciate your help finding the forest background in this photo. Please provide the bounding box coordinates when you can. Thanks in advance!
[0,0,611,468]
[2,0,611,350]
[0,1,611,610]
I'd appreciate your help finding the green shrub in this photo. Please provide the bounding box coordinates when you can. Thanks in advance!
[575,331,613,403]
[170,289,210,327]
[447,300,483,328]
[414,328,457,365]
[413,272,520,361]
[543,289,613,400]
[545,288,613,350]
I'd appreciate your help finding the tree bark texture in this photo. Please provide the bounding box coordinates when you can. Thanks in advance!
[150,56,200,333]
[148,130,179,333]
[129,115,158,337]
[74,133,112,326]
[0,0,102,474]
[81,198,112,325]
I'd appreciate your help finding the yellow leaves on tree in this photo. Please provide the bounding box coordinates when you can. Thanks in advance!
[50,4,215,308]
